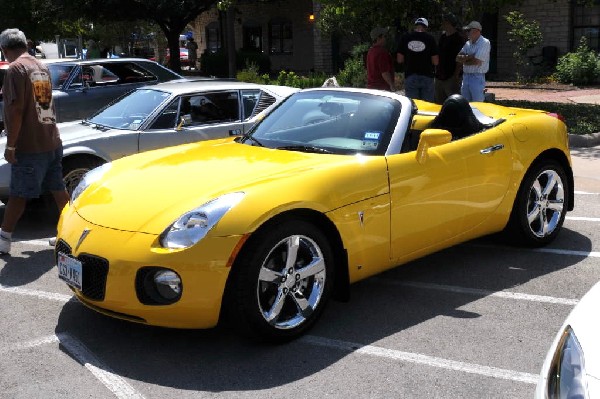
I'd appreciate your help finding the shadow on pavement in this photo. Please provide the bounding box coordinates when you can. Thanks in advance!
[52,227,591,392]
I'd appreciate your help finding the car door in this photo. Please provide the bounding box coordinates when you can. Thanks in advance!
[456,125,513,231]
[387,138,468,262]
[138,90,244,152]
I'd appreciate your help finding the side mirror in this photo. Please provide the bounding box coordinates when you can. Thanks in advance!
[176,115,192,131]
[416,129,452,164]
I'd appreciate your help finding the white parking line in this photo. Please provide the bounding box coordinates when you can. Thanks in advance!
[302,335,539,384]
[574,190,599,195]
[0,334,59,355]
[566,216,600,222]
[0,284,71,302]
[57,332,146,399]
[375,280,578,306]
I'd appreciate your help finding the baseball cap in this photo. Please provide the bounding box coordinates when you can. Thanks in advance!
[463,21,482,31]
[414,17,429,27]
[370,26,389,40]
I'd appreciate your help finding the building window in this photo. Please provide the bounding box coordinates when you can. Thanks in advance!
[572,0,600,51]
[206,21,221,53]
[243,26,262,52]
[269,18,292,54]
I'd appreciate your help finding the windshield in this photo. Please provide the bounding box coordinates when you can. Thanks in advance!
[88,88,171,130]
[247,90,401,155]
[47,64,77,89]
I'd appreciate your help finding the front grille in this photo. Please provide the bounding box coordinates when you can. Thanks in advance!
[55,239,109,301]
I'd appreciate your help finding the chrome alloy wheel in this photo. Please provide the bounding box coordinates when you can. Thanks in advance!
[526,169,565,238]
[256,234,327,330]
[63,167,91,196]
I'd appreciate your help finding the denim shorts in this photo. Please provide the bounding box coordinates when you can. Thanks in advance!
[10,147,66,198]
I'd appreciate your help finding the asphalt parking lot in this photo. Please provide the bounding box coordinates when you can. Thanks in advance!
[0,145,599,398]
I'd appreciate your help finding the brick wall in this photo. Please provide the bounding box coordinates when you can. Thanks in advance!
[191,0,333,75]
[496,0,571,79]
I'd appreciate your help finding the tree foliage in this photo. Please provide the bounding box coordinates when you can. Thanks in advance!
[316,0,523,40]
[504,11,543,81]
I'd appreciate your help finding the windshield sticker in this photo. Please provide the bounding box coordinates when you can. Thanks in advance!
[361,131,381,150]
[364,131,381,140]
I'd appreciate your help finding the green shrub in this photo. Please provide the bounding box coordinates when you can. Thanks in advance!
[201,49,271,78]
[554,37,600,85]
[236,61,262,83]
[336,43,369,88]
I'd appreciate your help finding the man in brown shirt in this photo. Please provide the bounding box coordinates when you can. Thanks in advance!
[0,28,69,255]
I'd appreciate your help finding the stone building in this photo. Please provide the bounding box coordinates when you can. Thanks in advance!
[189,0,600,80]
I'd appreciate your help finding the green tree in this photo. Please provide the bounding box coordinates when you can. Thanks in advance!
[504,11,543,82]
[32,0,219,72]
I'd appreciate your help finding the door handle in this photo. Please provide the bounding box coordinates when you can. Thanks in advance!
[480,144,504,154]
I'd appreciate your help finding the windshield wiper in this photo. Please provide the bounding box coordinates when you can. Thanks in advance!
[277,145,333,154]
[241,133,264,147]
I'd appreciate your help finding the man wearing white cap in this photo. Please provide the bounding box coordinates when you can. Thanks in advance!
[396,17,439,102]
[456,21,491,102]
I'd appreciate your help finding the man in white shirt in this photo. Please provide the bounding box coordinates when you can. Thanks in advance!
[456,21,490,102]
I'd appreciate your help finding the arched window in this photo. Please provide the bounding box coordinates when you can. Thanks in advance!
[269,18,292,54]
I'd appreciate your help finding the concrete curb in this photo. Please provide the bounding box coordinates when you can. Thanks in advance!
[569,132,600,148]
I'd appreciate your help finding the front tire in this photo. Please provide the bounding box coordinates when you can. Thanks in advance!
[505,159,568,247]
[62,157,105,197]
[226,220,334,342]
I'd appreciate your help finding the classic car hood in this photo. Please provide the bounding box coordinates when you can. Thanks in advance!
[74,139,386,234]
[58,120,125,144]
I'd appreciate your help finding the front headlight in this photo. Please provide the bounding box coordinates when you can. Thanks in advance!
[70,162,112,203]
[546,326,588,399]
[159,192,244,249]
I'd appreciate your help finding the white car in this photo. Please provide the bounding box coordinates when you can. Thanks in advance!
[0,80,297,199]
[536,280,600,398]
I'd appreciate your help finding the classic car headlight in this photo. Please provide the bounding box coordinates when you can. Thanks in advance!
[546,326,588,399]
[70,163,112,203]
[159,192,245,249]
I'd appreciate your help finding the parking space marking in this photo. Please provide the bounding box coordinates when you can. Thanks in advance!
[532,247,600,258]
[470,243,600,258]
[0,283,71,302]
[566,216,600,222]
[0,334,59,355]
[57,332,146,399]
[302,335,539,384]
[373,279,579,305]
[574,191,599,195]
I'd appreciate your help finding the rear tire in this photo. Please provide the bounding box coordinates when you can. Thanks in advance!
[504,159,568,247]
[225,220,334,342]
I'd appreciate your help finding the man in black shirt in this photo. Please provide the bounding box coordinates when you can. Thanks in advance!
[396,17,439,102]
[435,14,466,104]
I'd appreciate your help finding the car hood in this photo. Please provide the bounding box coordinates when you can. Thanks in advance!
[58,120,127,144]
[73,138,389,235]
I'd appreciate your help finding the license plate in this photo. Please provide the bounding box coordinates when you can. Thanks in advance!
[57,252,82,290]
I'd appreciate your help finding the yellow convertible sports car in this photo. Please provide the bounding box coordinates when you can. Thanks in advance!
[55,89,573,341]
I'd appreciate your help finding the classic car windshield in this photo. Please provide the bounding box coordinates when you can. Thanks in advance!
[48,64,77,89]
[247,90,401,155]
[87,88,171,130]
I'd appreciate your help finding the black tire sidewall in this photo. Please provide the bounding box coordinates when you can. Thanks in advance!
[509,159,568,246]
[228,219,334,342]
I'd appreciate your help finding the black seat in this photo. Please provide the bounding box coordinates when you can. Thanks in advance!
[430,94,485,140]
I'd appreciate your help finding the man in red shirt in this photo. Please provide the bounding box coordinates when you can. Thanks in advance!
[0,28,69,254]
[366,26,395,91]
